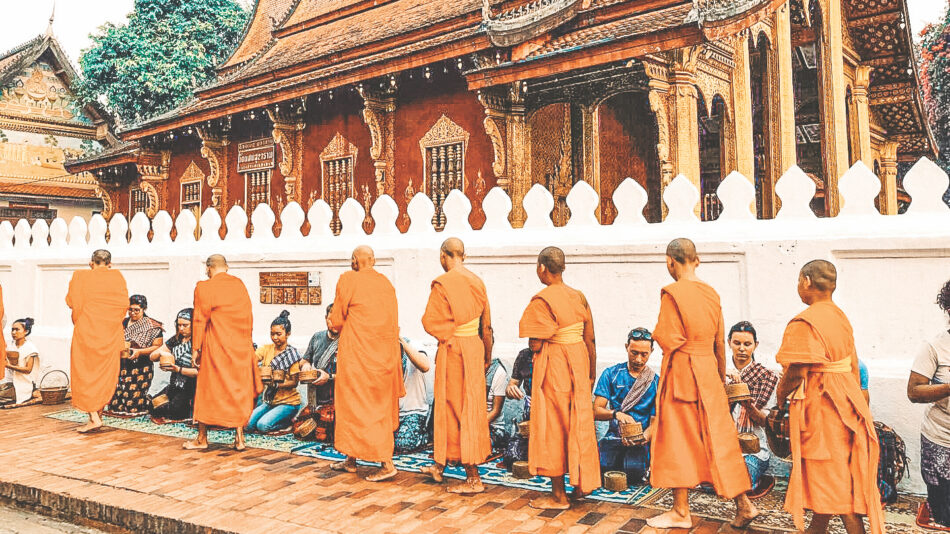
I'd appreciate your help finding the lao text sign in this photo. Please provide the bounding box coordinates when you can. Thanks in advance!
[259,272,322,306]
[237,138,275,173]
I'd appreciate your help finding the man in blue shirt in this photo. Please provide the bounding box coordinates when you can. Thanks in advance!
[593,327,660,485]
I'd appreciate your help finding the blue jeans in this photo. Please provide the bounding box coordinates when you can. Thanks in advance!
[598,437,650,484]
[246,402,300,433]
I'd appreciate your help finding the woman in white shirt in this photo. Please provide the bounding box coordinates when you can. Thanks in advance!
[908,280,950,528]
[1,318,40,405]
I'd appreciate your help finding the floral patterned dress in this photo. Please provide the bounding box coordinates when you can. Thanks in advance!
[106,316,163,416]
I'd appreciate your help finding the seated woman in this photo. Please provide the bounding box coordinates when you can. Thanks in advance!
[393,338,431,454]
[485,358,509,452]
[296,304,338,442]
[908,279,950,528]
[503,347,534,469]
[726,321,779,496]
[593,328,659,484]
[247,311,304,434]
[148,309,198,422]
[107,295,163,416]
[1,318,40,406]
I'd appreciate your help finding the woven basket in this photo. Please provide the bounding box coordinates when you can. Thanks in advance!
[619,421,644,441]
[298,369,322,383]
[604,471,628,492]
[294,418,317,440]
[512,461,531,479]
[765,406,791,460]
[738,432,760,454]
[518,420,530,438]
[39,370,69,405]
[725,382,752,403]
[159,353,175,367]
[5,350,18,366]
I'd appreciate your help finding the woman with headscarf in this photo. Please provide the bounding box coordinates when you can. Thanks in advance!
[148,309,198,422]
[1,318,40,405]
[247,311,304,433]
[106,294,163,416]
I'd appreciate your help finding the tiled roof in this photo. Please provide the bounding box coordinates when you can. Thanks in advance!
[0,182,98,200]
[132,25,481,131]
[205,0,483,92]
[523,3,693,60]
[281,0,364,27]
[218,0,297,71]
[64,141,139,172]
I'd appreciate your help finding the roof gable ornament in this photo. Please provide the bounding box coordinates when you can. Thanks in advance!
[483,0,591,47]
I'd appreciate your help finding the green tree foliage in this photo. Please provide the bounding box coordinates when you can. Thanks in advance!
[76,0,249,126]
[920,11,950,204]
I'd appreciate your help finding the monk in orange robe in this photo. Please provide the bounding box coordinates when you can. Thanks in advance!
[775,260,884,534]
[66,249,129,433]
[648,238,757,529]
[518,246,600,510]
[420,237,493,493]
[329,245,403,482]
[184,255,261,451]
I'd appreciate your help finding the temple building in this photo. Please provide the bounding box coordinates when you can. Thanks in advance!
[66,0,935,230]
[0,22,116,225]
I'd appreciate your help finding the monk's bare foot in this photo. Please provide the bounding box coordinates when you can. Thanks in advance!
[447,479,485,494]
[420,464,444,483]
[182,439,208,450]
[646,510,693,529]
[76,422,103,433]
[233,440,246,451]
[365,467,398,482]
[331,459,357,473]
[731,504,760,529]
[569,488,587,501]
[529,496,570,510]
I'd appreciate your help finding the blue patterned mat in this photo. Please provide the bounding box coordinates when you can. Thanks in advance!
[46,409,668,506]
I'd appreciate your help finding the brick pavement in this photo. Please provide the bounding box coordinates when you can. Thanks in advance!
[0,404,887,534]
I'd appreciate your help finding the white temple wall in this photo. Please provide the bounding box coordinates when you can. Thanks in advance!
[1,160,949,494]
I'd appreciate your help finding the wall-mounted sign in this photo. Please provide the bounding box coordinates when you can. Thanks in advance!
[259,271,322,306]
[237,138,276,173]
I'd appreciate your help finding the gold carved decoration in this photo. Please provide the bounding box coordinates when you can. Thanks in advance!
[139,180,160,218]
[267,108,306,203]
[483,116,506,177]
[181,161,205,183]
[359,87,396,197]
[95,186,114,220]
[645,59,674,187]
[197,127,230,209]
[363,107,383,161]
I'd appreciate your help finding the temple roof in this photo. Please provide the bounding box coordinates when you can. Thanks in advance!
[64,141,140,174]
[217,0,298,75]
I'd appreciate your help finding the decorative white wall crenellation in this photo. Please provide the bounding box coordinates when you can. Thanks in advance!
[1,159,950,494]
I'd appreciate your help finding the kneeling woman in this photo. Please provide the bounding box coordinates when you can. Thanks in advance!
[108,295,163,416]
[1,318,40,405]
[248,311,304,433]
[148,309,198,422]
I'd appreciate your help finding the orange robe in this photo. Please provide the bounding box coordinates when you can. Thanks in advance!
[518,283,600,493]
[65,268,128,413]
[329,268,402,461]
[776,301,883,533]
[0,284,5,381]
[422,268,491,466]
[650,280,750,498]
[192,272,262,428]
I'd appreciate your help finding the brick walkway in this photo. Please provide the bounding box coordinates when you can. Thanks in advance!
[0,405,919,534]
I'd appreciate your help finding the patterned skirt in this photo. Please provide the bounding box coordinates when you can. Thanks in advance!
[922,434,950,527]
[106,354,154,416]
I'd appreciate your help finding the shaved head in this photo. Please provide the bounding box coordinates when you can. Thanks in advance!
[352,245,375,271]
[206,254,228,268]
[666,238,698,265]
[91,249,112,265]
[441,237,465,259]
[538,247,566,275]
[800,260,837,292]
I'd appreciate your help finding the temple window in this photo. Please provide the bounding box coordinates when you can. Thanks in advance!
[130,188,149,216]
[181,180,201,213]
[245,170,271,211]
[320,133,358,235]
[419,115,469,230]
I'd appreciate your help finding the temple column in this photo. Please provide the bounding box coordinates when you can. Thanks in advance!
[732,32,755,181]
[197,127,231,212]
[136,149,171,217]
[670,47,702,192]
[267,105,307,204]
[767,3,796,218]
[879,139,899,215]
[478,82,529,227]
[851,65,874,169]
[645,61,674,218]
[359,86,397,197]
[817,0,850,216]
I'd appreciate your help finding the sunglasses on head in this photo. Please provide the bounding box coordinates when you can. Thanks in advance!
[627,329,652,342]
